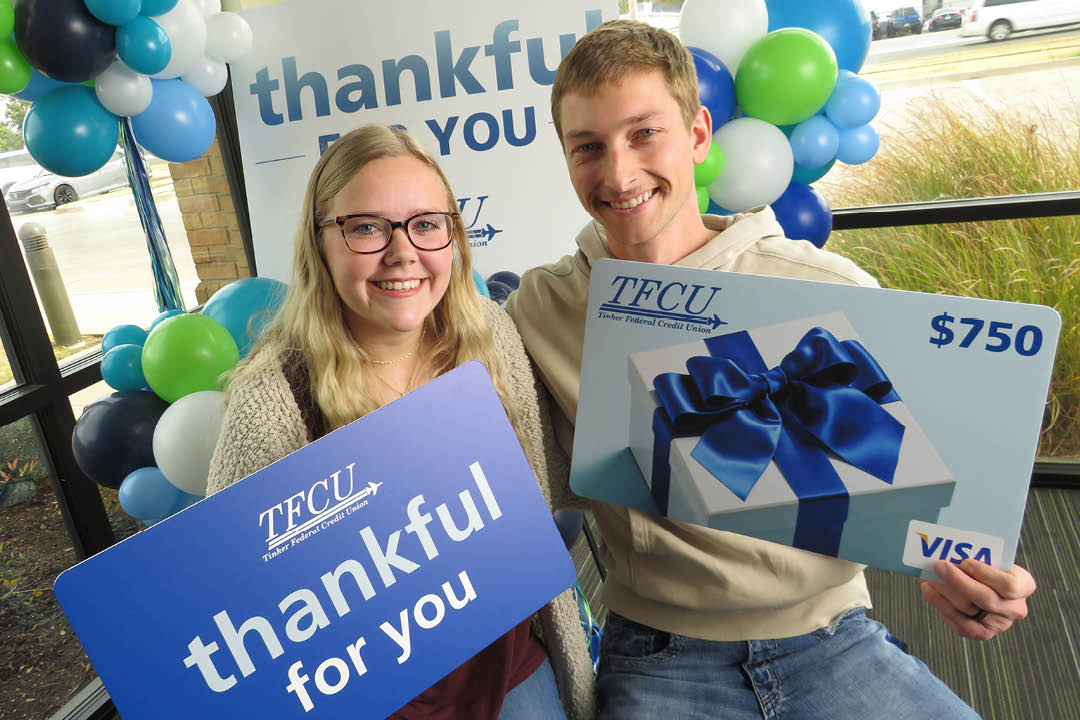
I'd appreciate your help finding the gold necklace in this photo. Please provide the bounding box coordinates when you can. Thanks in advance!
[370,330,426,398]
[369,325,426,365]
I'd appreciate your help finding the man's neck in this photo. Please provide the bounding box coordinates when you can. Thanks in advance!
[607,214,714,266]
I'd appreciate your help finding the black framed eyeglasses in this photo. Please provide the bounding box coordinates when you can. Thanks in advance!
[317,211,459,254]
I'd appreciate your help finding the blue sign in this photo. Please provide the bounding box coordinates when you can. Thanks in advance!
[55,362,576,718]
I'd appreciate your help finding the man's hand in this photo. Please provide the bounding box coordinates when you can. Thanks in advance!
[919,559,1035,641]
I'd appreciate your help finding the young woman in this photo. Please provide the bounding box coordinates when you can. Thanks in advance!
[206,125,594,720]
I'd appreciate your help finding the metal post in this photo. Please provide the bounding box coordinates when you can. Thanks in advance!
[17,221,82,347]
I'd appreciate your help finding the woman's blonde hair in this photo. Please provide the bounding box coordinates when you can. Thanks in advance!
[228,124,524,445]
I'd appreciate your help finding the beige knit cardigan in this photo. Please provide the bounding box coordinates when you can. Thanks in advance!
[206,298,596,720]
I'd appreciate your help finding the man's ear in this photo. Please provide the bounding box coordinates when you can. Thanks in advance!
[691,105,712,164]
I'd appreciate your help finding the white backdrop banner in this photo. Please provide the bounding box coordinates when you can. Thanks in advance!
[229,0,617,282]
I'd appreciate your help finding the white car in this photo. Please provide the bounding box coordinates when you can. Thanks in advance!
[4,149,135,213]
[960,0,1080,40]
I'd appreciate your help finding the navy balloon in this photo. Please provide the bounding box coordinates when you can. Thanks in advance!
[200,276,288,357]
[792,158,835,185]
[486,270,520,292]
[131,78,216,162]
[688,47,736,128]
[13,0,117,82]
[23,86,119,177]
[765,0,872,73]
[771,181,833,248]
[486,280,513,305]
[72,390,169,489]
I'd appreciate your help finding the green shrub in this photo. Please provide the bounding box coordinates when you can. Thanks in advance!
[829,94,1080,457]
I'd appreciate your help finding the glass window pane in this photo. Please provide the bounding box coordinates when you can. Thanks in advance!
[830,217,1078,460]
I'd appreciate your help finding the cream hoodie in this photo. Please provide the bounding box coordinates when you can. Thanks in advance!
[507,208,881,641]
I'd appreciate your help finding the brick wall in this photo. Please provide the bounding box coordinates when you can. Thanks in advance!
[168,139,251,304]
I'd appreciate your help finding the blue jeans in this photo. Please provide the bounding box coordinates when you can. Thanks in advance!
[499,658,567,720]
[598,608,981,720]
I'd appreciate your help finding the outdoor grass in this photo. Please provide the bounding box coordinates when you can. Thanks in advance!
[828,94,1080,457]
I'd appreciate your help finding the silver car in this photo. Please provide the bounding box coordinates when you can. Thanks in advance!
[4,149,136,213]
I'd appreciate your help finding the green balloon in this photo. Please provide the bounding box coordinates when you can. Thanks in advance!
[693,141,725,187]
[0,38,30,95]
[0,0,13,38]
[142,314,239,404]
[696,185,709,214]
[735,28,838,127]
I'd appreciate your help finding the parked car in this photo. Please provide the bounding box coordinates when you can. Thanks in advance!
[0,148,41,195]
[929,7,964,31]
[4,149,134,213]
[887,6,923,36]
[960,0,1080,41]
[870,10,883,39]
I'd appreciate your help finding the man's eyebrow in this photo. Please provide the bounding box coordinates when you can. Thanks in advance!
[563,112,662,141]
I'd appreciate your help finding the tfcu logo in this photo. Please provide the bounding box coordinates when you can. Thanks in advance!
[902,520,1004,572]
[257,462,381,562]
[458,195,502,248]
[597,273,726,334]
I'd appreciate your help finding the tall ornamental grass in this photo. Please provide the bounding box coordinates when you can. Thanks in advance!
[828,94,1080,457]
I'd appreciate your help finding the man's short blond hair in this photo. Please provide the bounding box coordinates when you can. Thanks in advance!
[551,19,700,141]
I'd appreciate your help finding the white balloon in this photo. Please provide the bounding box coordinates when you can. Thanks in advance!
[205,12,253,62]
[708,118,794,212]
[192,0,221,16]
[182,54,228,96]
[150,0,208,80]
[152,390,226,496]
[95,61,153,117]
[679,0,769,76]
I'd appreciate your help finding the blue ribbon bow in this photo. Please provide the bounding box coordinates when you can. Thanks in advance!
[649,326,905,556]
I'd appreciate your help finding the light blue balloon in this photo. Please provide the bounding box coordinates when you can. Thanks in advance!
[825,75,881,129]
[116,15,171,75]
[102,343,147,391]
[836,124,880,164]
[140,0,178,15]
[172,490,203,512]
[200,276,288,357]
[472,269,491,298]
[792,158,836,184]
[85,0,142,26]
[150,308,184,330]
[131,79,216,162]
[789,115,840,169]
[119,466,183,522]
[766,0,873,73]
[102,323,148,352]
[23,86,119,177]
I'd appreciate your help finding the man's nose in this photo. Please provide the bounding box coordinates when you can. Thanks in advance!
[603,145,637,192]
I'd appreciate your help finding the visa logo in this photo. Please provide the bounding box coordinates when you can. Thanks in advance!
[917,533,993,565]
[903,520,1004,573]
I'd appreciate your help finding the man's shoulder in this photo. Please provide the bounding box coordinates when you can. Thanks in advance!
[508,251,590,319]
[731,232,879,288]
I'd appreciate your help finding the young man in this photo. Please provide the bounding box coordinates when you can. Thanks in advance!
[506,20,1035,719]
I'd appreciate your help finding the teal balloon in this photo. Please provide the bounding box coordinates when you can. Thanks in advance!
[792,158,836,184]
[85,0,142,26]
[140,0,177,14]
[23,86,118,177]
[102,343,147,391]
[102,323,148,352]
[116,15,171,75]
[200,277,287,357]
[150,308,184,330]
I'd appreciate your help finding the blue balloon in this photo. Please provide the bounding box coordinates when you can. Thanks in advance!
[688,47,736,129]
[23,86,119,177]
[101,343,147,391]
[825,75,880,129]
[486,280,513,305]
[792,158,835,184]
[102,323,148,352]
[12,68,73,103]
[837,69,857,84]
[172,490,203,512]
[789,115,840,169]
[149,308,184,330]
[472,269,491,298]
[771,181,833,248]
[705,200,736,216]
[836,123,880,164]
[765,0,873,73]
[486,270,520,291]
[131,79,216,162]
[85,0,142,26]
[116,16,171,75]
[119,466,182,522]
[140,0,178,15]
[201,276,287,357]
